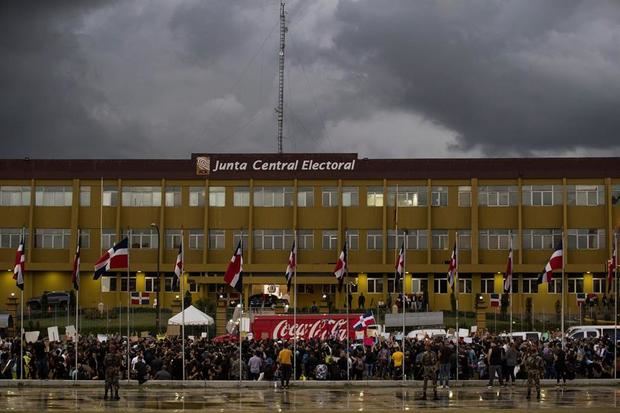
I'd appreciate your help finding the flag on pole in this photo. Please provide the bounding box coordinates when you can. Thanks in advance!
[13,234,25,290]
[353,311,375,330]
[285,241,296,292]
[72,236,81,291]
[173,237,183,291]
[224,241,243,292]
[93,238,129,280]
[607,246,616,292]
[490,293,500,307]
[447,243,457,288]
[538,241,563,284]
[395,242,405,280]
[333,242,347,292]
[504,240,513,293]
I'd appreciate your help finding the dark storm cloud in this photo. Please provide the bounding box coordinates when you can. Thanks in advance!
[327,0,620,155]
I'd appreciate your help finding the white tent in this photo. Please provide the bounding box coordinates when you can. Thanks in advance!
[168,305,214,326]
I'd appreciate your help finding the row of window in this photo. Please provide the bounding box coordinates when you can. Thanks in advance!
[2,184,619,207]
[0,228,609,250]
[100,276,199,293]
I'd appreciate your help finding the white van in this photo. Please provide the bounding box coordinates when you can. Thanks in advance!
[499,331,542,341]
[567,325,619,341]
[407,329,447,339]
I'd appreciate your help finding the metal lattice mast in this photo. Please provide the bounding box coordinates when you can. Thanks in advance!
[276,0,287,153]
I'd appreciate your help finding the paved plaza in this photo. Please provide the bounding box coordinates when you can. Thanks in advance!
[0,384,619,412]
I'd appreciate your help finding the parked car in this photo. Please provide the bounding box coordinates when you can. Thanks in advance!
[27,291,71,311]
[567,325,619,342]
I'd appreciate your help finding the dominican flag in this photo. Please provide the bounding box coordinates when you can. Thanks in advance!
[333,242,347,292]
[353,311,375,330]
[490,293,500,308]
[285,241,296,292]
[224,241,243,292]
[395,242,405,279]
[93,238,129,280]
[538,241,563,284]
[504,240,513,293]
[131,292,150,305]
[447,243,457,288]
[13,235,25,290]
[72,235,81,291]
[173,237,183,291]
[607,246,616,292]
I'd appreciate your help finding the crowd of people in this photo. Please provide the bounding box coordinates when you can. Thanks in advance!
[0,331,617,386]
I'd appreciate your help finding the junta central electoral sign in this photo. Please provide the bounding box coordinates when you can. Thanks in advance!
[252,314,363,341]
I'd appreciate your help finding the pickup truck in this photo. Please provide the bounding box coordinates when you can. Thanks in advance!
[27,291,71,310]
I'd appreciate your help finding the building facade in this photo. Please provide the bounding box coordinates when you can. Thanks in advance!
[0,154,619,316]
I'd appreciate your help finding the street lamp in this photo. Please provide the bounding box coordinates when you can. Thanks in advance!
[150,223,161,332]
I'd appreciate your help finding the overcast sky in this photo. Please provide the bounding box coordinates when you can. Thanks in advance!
[2,0,620,159]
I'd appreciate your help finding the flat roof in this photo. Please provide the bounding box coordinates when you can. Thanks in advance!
[0,154,618,180]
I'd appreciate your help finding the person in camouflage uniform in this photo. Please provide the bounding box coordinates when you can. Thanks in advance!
[525,345,544,400]
[421,342,438,400]
[104,344,121,400]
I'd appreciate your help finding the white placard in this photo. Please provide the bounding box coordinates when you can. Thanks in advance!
[47,326,60,342]
[459,328,469,338]
[65,325,76,340]
[470,326,478,334]
[97,334,108,342]
[240,317,251,333]
[463,337,473,344]
[25,331,40,343]
[201,332,208,338]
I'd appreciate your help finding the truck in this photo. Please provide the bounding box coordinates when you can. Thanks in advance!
[251,313,363,341]
[26,291,72,311]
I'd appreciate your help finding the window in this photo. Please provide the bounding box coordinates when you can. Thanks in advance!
[434,278,448,294]
[548,279,563,294]
[478,186,517,207]
[567,185,604,206]
[341,187,359,207]
[102,229,116,249]
[322,187,339,207]
[79,230,90,249]
[458,231,471,250]
[125,229,157,249]
[35,186,72,206]
[612,185,620,206]
[297,187,314,207]
[145,276,157,293]
[387,186,427,207]
[297,230,314,249]
[80,186,91,207]
[165,229,182,249]
[410,278,427,294]
[189,187,205,207]
[510,278,519,294]
[165,186,181,207]
[0,186,31,206]
[0,229,27,248]
[253,230,293,250]
[367,278,384,293]
[481,277,495,293]
[189,229,204,250]
[431,186,448,207]
[522,185,563,206]
[103,186,118,207]
[366,186,384,207]
[366,230,383,250]
[232,231,248,248]
[208,187,225,207]
[233,187,249,207]
[479,229,514,250]
[296,284,314,294]
[121,186,161,207]
[120,276,137,292]
[568,229,605,250]
[189,281,198,293]
[458,186,471,207]
[34,229,71,249]
[164,276,179,292]
[208,230,225,249]
[593,277,607,294]
[253,187,294,207]
[568,277,584,293]
[458,276,472,294]
[522,278,539,294]
[322,284,337,295]
[346,230,359,250]
[523,229,562,250]
[322,230,338,250]
[431,230,449,250]
[387,229,428,250]
[101,276,118,292]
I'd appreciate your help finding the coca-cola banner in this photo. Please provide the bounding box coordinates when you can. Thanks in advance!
[252,314,363,341]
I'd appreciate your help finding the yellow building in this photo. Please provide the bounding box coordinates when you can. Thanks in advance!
[0,154,619,318]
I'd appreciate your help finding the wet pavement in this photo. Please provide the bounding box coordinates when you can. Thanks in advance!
[1,385,619,412]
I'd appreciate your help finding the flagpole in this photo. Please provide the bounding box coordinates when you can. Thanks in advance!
[75,228,80,381]
[509,231,513,336]
[561,230,565,350]
[127,228,131,383]
[239,237,243,384]
[455,231,459,383]
[181,228,185,383]
[293,230,297,382]
[614,231,618,379]
[402,229,407,382]
[345,230,349,383]
[20,226,24,381]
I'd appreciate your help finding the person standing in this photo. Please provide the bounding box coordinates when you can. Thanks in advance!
[438,342,452,389]
[248,352,263,381]
[421,342,438,400]
[525,345,544,400]
[103,344,121,400]
[391,345,404,379]
[554,343,567,387]
[503,342,518,386]
[487,341,505,388]
[358,293,366,310]
[277,343,293,389]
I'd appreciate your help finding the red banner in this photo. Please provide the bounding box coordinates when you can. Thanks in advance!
[252,314,363,341]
